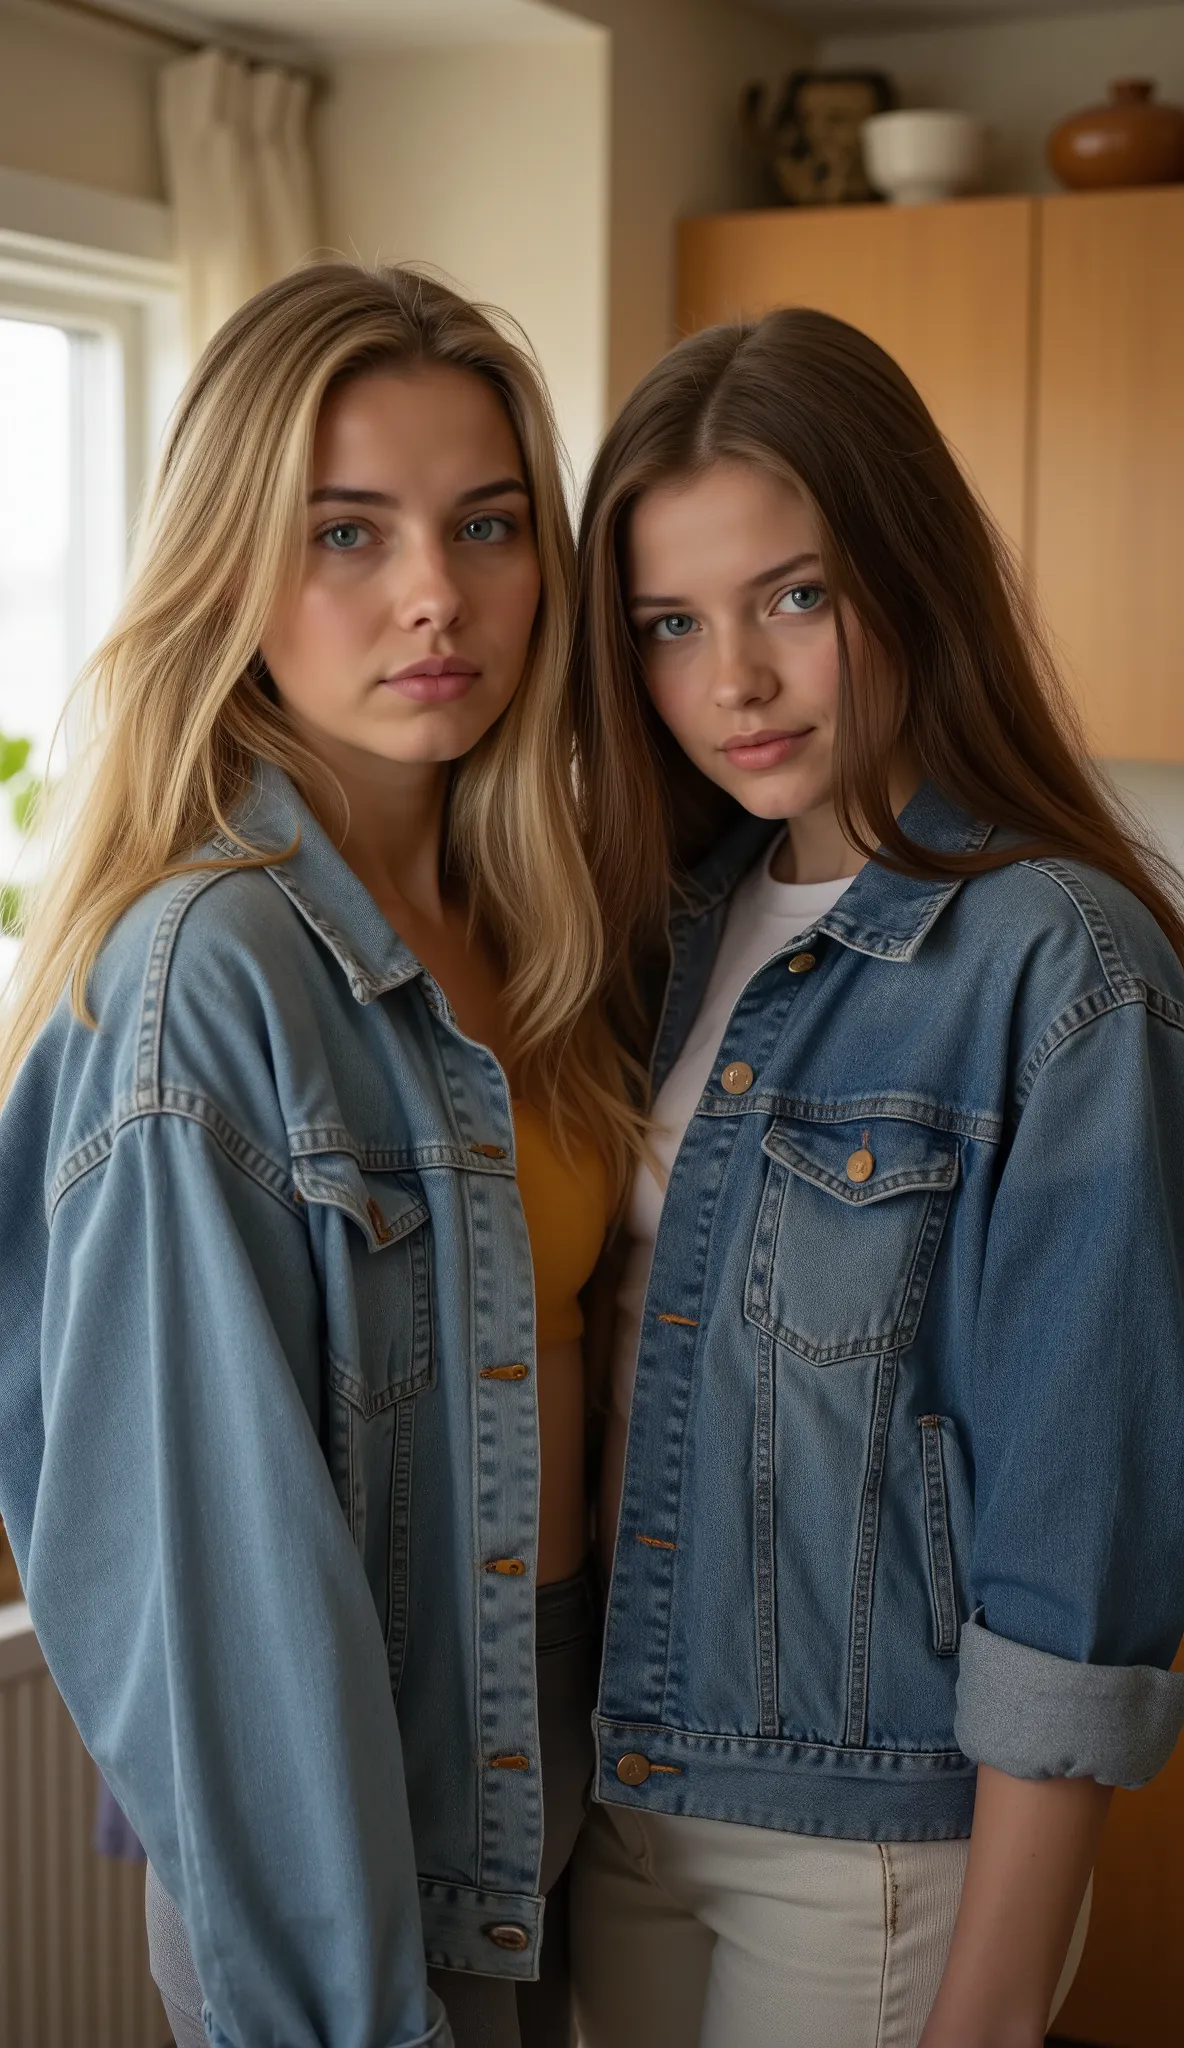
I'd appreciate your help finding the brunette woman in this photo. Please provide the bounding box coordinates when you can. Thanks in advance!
[569,308,1184,2048]
[0,264,641,2048]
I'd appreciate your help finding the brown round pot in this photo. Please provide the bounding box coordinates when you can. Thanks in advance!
[1048,79,1184,190]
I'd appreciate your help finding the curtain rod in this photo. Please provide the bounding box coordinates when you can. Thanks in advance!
[30,0,320,76]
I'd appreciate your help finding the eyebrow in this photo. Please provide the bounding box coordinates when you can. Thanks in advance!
[630,551,822,609]
[308,477,530,508]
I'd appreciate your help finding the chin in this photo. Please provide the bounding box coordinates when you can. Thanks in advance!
[370,703,509,766]
[720,767,831,822]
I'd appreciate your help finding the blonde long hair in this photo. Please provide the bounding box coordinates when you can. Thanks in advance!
[2,262,644,1193]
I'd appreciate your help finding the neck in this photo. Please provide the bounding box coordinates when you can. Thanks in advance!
[773,762,924,886]
[299,724,454,921]
[775,802,866,887]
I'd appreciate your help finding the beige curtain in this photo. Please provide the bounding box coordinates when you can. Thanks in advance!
[159,48,318,359]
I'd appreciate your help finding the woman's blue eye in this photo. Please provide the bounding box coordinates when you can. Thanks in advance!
[777,584,826,614]
[460,515,513,543]
[651,614,697,642]
[320,522,368,551]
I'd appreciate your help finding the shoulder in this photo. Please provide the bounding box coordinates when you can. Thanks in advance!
[948,853,1184,1105]
[88,858,320,1073]
[959,852,1184,1005]
[27,862,326,1207]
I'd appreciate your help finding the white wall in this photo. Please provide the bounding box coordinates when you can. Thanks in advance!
[1106,763,1184,877]
[560,0,811,406]
[316,31,610,487]
[318,0,810,481]
[819,2,1184,196]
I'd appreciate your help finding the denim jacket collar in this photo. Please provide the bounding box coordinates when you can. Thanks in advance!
[225,761,425,1006]
[678,781,994,964]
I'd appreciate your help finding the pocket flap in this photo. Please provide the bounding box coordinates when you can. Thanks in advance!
[293,1153,429,1251]
[761,1117,960,1206]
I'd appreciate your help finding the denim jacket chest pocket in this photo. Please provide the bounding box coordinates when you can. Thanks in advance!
[294,1153,436,1687]
[744,1115,960,1365]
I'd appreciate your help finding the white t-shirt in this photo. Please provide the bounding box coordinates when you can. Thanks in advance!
[603,843,856,1545]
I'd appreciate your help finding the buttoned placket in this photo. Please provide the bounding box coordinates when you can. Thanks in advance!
[607,913,834,1752]
[422,975,544,1937]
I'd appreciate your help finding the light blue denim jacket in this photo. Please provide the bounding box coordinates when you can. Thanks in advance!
[596,782,1184,1839]
[0,767,555,2048]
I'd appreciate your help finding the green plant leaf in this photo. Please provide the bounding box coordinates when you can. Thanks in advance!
[0,884,23,935]
[0,736,31,785]
[12,779,42,834]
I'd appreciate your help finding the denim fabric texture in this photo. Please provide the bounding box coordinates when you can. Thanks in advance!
[0,765,564,2048]
[596,781,1184,1842]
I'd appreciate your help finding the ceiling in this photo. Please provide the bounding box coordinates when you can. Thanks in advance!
[79,0,594,61]
[77,0,1182,55]
[749,0,1178,29]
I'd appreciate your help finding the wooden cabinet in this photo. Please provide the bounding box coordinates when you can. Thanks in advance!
[678,187,1184,760]
[1033,187,1184,761]
[679,199,1035,556]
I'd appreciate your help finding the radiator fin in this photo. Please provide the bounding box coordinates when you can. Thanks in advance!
[0,1663,167,2047]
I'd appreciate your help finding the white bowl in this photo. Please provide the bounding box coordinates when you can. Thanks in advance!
[861,109,988,206]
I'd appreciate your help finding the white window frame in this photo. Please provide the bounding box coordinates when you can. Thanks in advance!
[0,164,185,590]
[0,168,184,975]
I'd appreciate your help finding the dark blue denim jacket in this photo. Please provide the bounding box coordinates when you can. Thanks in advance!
[0,767,558,2048]
[596,782,1184,1840]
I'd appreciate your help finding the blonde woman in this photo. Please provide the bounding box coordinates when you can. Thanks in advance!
[0,265,640,2048]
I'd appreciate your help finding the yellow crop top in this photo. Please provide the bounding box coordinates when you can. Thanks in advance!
[512,1099,609,1348]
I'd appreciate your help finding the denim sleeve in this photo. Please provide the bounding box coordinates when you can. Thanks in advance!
[955,999,1184,1788]
[27,1112,452,2048]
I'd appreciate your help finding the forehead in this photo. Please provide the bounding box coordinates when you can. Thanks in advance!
[312,364,524,493]
[628,461,818,588]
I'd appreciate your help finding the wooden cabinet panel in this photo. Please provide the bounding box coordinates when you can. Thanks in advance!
[677,199,1035,555]
[1033,187,1184,761]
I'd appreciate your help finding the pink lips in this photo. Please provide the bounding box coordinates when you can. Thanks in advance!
[382,655,480,703]
[722,729,811,772]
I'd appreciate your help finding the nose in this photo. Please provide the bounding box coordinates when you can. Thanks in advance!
[710,626,780,712]
[390,532,465,634]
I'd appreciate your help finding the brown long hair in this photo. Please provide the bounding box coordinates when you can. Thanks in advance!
[572,307,1184,979]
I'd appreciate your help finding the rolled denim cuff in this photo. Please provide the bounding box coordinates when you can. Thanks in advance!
[954,1613,1184,1787]
[208,1998,454,2048]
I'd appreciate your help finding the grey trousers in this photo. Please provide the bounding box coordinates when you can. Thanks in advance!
[147,1563,600,2048]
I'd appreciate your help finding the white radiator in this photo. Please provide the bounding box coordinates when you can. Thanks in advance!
[0,1606,167,2048]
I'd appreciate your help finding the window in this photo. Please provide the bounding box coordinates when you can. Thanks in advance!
[0,312,124,848]
[0,178,182,980]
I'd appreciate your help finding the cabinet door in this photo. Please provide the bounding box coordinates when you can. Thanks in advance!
[1033,187,1184,760]
[677,199,1035,556]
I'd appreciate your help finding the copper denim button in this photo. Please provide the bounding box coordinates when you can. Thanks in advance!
[616,1752,652,1786]
[787,952,817,974]
[846,1148,875,1184]
[721,1061,754,1096]
[484,1923,530,1952]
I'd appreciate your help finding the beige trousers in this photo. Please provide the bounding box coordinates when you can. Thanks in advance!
[571,1802,1090,2048]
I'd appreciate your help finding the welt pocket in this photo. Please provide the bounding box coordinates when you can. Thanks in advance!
[744,1115,959,1365]
[920,1415,962,1657]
